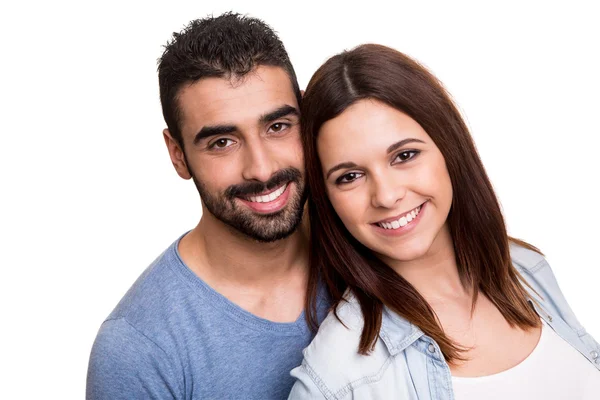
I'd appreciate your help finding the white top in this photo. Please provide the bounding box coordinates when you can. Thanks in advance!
[452,321,600,399]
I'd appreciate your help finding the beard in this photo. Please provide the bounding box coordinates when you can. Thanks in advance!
[192,167,307,243]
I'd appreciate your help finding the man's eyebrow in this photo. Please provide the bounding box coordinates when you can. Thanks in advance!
[193,125,237,146]
[259,105,299,125]
[387,138,426,154]
[326,162,358,179]
[191,105,298,146]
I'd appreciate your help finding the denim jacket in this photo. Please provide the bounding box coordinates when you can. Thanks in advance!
[288,244,600,399]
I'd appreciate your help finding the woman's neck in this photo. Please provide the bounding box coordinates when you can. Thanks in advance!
[385,225,470,302]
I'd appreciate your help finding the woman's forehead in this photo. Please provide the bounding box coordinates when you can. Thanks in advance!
[317,100,430,162]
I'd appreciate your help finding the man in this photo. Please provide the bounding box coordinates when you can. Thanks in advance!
[86,13,329,399]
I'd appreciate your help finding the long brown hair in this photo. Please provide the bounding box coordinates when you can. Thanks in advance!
[303,44,540,363]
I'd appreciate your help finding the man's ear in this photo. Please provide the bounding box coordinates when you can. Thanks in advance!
[163,129,192,180]
[300,89,305,97]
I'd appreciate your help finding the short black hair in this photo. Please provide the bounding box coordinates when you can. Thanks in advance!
[158,12,301,148]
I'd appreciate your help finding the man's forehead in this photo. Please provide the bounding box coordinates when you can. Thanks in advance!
[177,66,298,135]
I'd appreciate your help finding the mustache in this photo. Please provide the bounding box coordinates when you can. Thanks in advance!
[225,168,302,199]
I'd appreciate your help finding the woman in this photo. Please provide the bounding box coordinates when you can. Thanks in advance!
[291,44,600,399]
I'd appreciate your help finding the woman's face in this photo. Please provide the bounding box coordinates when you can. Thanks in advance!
[317,99,453,264]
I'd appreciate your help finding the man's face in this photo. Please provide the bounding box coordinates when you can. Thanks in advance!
[168,66,306,242]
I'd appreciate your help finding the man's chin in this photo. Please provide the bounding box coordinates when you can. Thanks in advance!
[198,179,306,243]
[221,206,304,243]
[226,219,300,243]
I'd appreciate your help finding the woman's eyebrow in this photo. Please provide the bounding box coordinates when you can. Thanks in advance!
[387,138,425,154]
[326,162,357,179]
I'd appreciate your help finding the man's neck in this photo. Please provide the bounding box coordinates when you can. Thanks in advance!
[177,212,309,322]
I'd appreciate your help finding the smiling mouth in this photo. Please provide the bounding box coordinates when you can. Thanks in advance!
[374,203,424,230]
[240,183,288,203]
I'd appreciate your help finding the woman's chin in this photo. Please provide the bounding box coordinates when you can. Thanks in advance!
[373,240,432,265]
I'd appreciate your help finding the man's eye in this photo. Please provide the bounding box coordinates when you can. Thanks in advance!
[336,172,364,185]
[394,150,419,163]
[268,122,290,133]
[209,138,235,150]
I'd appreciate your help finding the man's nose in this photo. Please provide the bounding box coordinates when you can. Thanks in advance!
[241,140,279,183]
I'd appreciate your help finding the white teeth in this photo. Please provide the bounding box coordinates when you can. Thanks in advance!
[377,204,422,230]
[247,184,287,203]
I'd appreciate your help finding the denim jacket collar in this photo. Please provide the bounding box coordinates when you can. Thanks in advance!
[379,306,424,356]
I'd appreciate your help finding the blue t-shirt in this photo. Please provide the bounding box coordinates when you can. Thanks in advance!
[86,235,330,399]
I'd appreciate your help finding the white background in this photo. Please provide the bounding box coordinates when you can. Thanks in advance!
[1,0,598,398]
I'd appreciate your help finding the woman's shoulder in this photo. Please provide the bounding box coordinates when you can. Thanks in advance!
[509,241,548,272]
[510,241,591,335]
[509,240,600,367]
[298,294,394,395]
[509,241,567,300]
[303,293,389,365]
[509,240,564,307]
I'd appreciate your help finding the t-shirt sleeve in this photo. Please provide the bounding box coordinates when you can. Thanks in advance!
[86,318,182,400]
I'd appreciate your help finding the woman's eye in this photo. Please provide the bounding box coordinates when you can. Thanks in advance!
[268,122,290,134]
[209,138,235,150]
[336,172,363,185]
[394,150,419,163]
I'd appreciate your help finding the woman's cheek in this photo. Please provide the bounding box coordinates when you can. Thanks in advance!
[330,191,359,227]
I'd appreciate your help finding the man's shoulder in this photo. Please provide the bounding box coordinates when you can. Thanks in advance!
[100,236,213,347]
[107,240,186,321]
[88,238,194,398]
[87,316,184,399]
